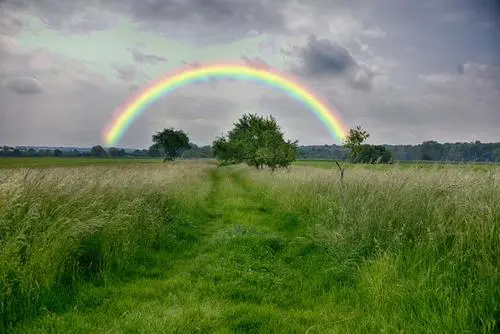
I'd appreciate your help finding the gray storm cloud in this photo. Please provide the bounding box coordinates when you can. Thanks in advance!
[291,35,357,76]
[241,55,270,69]
[286,35,378,91]
[4,76,43,94]
[3,0,287,43]
[112,64,137,81]
[128,47,168,65]
[1,0,499,146]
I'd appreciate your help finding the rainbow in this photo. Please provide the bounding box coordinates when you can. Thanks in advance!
[102,63,347,146]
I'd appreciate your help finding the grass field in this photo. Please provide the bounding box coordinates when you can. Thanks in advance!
[2,156,498,170]
[0,157,162,169]
[1,159,499,332]
[295,159,500,171]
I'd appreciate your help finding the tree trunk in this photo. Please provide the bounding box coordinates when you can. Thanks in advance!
[335,161,345,184]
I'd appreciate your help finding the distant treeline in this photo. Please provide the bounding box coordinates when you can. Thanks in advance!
[0,144,214,159]
[297,141,500,162]
[2,140,500,162]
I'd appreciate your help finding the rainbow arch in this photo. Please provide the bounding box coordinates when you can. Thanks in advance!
[102,63,347,146]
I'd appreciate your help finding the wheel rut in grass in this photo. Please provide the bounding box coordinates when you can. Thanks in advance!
[14,166,340,333]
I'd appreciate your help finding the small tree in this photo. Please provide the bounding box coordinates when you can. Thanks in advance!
[344,125,370,161]
[152,128,191,161]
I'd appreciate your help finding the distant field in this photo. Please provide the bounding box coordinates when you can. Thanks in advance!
[294,159,500,171]
[2,156,498,170]
[1,160,498,332]
[0,157,162,168]
[0,157,221,168]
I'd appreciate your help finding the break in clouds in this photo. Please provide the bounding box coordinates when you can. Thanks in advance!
[0,0,499,147]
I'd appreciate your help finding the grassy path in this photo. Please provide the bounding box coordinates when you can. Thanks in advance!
[14,166,353,333]
[9,164,499,333]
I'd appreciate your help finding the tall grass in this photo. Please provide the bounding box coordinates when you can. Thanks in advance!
[1,161,499,332]
[0,162,211,330]
[248,165,500,331]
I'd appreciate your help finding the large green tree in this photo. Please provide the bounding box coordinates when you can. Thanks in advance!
[152,128,191,161]
[212,136,239,165]
[212,113,297,170]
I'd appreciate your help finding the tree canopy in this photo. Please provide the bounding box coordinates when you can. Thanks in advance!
[212,113,297,170]
[343,125,370,161]
[90,145,108,157]
[151,128,191,161]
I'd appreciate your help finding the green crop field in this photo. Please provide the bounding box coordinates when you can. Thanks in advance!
[1,160,499,332]
[295,159,500,170]
[0,157,163,169]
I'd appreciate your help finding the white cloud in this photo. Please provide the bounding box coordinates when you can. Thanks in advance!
[360,27,387,38]
[418,73,455,84]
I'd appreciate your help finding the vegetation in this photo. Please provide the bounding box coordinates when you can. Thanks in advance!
[150,128,191,161]
[0,157,161,169]
[0,161,498,332]
[213,113,297,170]
[89,145,109,157]
[343,125,393,163]
[354,144,392,164]
[1,117,499,331]
[295,141,500,162]
[343,125,370,160]
[2,140,500,163]
[294,159,500,171]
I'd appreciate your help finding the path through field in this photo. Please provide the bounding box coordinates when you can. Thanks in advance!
[14,167,355,333]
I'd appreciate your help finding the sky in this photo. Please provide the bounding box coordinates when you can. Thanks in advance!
[0,0,499,148]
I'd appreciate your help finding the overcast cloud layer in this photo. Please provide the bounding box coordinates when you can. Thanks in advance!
[0,0,499,147]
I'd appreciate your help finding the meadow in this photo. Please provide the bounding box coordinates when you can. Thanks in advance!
[0,157,161,169]
[0,158,499,333]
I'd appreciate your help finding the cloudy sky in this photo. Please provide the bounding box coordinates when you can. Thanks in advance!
[0,0,499,148]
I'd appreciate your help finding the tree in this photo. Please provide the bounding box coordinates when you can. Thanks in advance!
[278,140,298,170]
[355,144,392,164]
[148,143,161,157]
[108,147,126,157]
[420,140,443,161]
[54,149,63,157]
[218,140,499,162]
[212,136,238,165]
[344,126,370,161]
[152,128,191,161]
[493,148,500,162]
[70,149,81,157]
[212,113,297,170]
[343,126,392,164]
[90,145,108,157]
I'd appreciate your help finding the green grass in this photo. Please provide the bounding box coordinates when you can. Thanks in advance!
[1,162,498,332]
[295,159,500,171]
[0,157,163,169]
